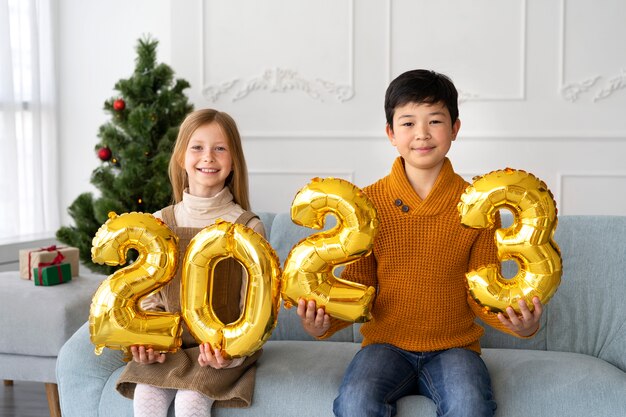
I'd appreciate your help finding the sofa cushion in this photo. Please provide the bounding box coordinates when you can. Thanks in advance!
[82,340,626,417]
[544,216,626,372]
[483,348,626,417]
[86,338,437,417]
[266,213,355,342]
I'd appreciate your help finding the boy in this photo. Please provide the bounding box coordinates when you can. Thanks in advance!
[297,69,542,417]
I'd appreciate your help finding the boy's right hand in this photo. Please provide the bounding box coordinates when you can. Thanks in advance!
[130,345,166,364]
[297,299,331,338]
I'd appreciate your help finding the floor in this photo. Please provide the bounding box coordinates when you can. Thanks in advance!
[0,381,49,417]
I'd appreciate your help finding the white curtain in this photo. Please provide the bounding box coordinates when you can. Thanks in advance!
[0,0,59,240]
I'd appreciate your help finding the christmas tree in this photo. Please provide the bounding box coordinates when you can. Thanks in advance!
[57,36,193,274]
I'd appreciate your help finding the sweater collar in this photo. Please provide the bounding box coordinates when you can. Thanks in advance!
[181,187,236,220]
[386,157,458,216]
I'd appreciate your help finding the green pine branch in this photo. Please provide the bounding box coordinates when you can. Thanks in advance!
[57,35,193,273]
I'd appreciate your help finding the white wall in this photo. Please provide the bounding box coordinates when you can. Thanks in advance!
[58,0,626,224]
[57,0,172,221]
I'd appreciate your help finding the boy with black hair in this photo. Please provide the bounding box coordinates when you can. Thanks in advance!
[298,69,542,417]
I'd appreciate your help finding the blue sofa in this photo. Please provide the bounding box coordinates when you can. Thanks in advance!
[57,213,626,417]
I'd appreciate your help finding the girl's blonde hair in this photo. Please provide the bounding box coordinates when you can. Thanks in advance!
[169,109,250,210]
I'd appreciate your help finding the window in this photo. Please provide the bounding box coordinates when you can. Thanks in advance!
[0,0,59,240]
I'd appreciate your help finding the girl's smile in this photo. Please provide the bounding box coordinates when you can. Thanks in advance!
[184,122,233,198]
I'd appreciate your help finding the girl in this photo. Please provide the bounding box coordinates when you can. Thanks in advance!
[116,109,265,417]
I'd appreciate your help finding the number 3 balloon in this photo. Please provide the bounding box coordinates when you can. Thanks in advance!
[90,212,182,355]
[458,168,562,316]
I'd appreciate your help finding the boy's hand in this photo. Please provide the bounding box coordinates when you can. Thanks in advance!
[198,343,233,369]
[497,296,543,337]
[297,299,331,338]
[130,345,167,364]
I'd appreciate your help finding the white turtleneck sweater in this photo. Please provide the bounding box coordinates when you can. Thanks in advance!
[153,187,265,235]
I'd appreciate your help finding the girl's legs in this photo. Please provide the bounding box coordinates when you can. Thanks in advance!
[333,344,418,417]
[418,348,496,417]
[133,384,176,417]
[174,389,215,417]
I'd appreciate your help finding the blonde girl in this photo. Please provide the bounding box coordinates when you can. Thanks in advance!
[116,109,265,417]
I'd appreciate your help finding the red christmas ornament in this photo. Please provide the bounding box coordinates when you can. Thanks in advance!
[113,99,126,111]
[97,146,112,162]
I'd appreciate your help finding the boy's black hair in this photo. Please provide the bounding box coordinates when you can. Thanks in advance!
[384,69,459,129]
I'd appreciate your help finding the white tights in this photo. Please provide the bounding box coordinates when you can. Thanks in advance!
[134,383,215,417]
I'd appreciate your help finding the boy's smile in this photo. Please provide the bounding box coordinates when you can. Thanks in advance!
[386,101,460,175]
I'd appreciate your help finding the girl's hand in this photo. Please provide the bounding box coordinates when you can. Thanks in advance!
[130,345,167,364]
[198,343,233,369]
[297,299,331,338]
[497,296,543,337]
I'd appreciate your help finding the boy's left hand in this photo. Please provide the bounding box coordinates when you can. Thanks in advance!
[497,296,543,337]
[198,343,233,369]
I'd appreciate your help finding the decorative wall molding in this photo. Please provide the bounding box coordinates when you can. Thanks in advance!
[203,68,355,103]
[559,0,626,102]
[556,172,626,214]
[249,169,357,212]
[594,69,626,102]
[200,0,355,103]
[386,0,527,101]
[560,76,601,103]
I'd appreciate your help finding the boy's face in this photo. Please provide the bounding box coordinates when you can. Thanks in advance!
[386,101,460,174]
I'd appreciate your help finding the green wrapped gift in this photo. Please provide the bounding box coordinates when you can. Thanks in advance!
[33,263,72,286]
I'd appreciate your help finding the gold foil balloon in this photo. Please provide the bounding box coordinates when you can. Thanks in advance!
[458,168,562,316]
[282,177,379,323]
[181,220,281,359]
[90,212,182,356]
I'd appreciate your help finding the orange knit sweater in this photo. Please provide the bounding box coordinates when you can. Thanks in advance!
[324,157,517,353]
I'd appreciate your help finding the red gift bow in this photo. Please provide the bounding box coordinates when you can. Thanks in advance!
[28,245,65,280]
[28,245,57,279]
[36,251,66,285]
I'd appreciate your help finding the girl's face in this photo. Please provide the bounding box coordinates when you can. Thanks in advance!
[183,122,233,198]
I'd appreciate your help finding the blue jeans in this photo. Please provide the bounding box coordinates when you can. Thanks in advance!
[333,344,496,417]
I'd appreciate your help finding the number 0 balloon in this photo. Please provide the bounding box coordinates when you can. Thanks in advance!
[458,168,562,317]
[181,220,281,359]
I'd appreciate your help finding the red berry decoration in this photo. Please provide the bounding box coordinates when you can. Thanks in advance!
[113,99,126,111]
[97,146,112,162]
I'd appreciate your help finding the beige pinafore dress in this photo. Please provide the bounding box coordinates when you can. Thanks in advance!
[116,207,262,408]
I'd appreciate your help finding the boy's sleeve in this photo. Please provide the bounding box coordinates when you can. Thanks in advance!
[466,215,535,338]
[318,251,378,339]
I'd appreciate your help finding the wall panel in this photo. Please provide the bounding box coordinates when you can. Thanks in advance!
[57,0,626,225]
[167,0,626,216]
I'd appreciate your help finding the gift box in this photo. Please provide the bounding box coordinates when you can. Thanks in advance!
[19,245,80,280]
[33,263,72,286]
